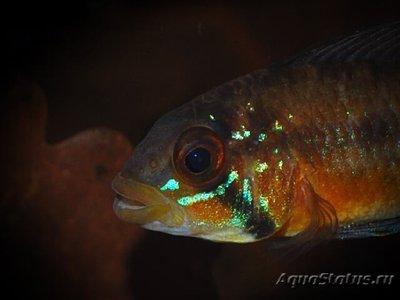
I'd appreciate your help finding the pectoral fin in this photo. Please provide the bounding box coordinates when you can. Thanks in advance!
[279,176,338,244]
[264,177,338,263]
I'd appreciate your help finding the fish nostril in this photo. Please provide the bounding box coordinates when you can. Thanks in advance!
[150,160,158,169]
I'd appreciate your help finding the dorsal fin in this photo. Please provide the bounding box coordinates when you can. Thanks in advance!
[286,21,400,66]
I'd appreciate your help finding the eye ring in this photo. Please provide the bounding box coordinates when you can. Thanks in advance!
[173,126,225,188]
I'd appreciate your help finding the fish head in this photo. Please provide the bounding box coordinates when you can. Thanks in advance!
[113,80,295,243]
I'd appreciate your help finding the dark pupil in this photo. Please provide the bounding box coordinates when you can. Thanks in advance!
[185,147,211,173]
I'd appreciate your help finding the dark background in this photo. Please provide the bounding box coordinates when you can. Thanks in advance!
[1,1,400,299]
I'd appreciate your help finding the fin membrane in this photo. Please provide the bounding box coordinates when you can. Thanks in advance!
[288,21,400,65]
[337,216,400,239]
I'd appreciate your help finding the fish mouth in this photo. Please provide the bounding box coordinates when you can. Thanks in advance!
[112,173,185,226]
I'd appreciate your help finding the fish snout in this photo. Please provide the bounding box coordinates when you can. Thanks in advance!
[112,173,185,226]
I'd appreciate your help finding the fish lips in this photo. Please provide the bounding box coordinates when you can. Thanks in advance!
[112,174,185,226]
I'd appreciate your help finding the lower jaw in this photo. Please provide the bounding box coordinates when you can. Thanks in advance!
[113,197,170,225]
[142,221,192,236]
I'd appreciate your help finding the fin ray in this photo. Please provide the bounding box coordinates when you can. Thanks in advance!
[264,177,338,263]
[286,22,400,65]
[337,216,400,239]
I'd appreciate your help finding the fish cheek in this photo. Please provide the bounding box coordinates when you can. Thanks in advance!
[185,198,232,225]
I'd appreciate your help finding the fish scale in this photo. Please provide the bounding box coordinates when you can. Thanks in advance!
[259,65,400,236]
[258,66,399,162]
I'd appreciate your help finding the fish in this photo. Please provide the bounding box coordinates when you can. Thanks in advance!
[112,22,400,243]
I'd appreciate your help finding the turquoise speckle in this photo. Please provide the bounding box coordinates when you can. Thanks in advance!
[242,178,252,205]
[232,125,251,140]
[232,131,244,140]
[255,162,269,173]
[225,170,239,186]
[160,178,180,191]
[258,133,266,142]
[216,186,225,195]
[259,196,269,212]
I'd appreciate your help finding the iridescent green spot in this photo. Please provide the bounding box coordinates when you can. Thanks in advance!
[177,197,191,206]
[160,178,180,191]
[255,162,269,173]
[259,195,269,212]
[288,114,294,120]
[232,131,244,140]
[226,170,239,186]
[258,133,266,142]
[209,114,215,121]
[216,186,225,195]
[242,178,252,205]
[274,120,283,131]
[232,126,251,140]
[346,111,351,116]
[278,160,283,170]
[231,215,243,226]
[273,148,279,154]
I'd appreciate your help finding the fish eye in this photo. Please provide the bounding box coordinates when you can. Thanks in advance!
[174,127,225,187]
[185,147,211,173]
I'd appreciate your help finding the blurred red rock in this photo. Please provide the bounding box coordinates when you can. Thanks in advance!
[0,82,141,299]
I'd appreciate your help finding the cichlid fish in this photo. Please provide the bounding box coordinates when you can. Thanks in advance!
[112,22,400,243]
